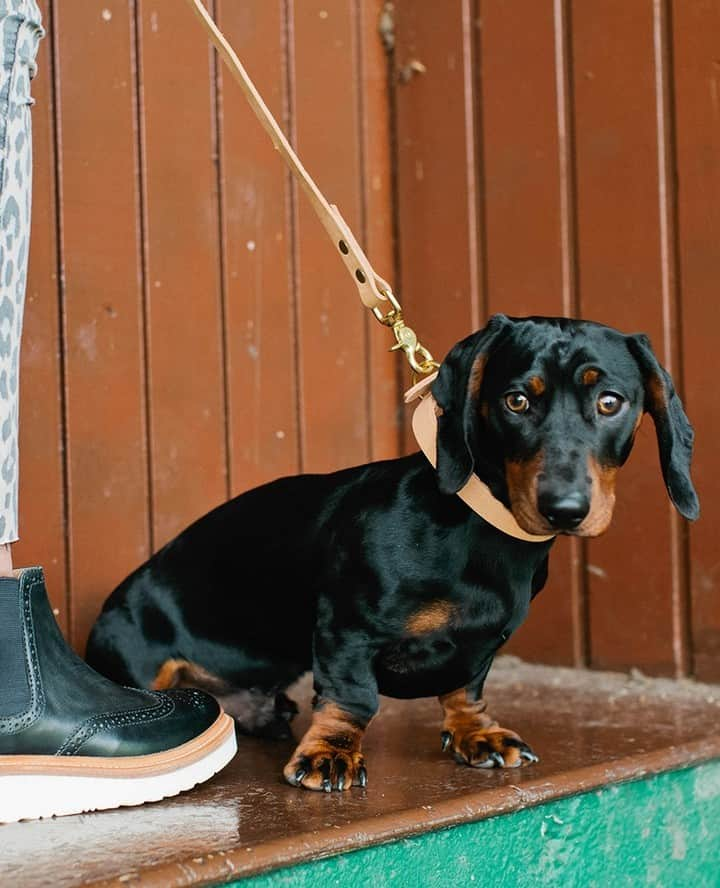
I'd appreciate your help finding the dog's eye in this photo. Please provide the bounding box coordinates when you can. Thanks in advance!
[505,392,530,414]
[597,392,624,416]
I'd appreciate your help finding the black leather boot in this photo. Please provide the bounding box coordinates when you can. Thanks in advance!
[0,568,236,822]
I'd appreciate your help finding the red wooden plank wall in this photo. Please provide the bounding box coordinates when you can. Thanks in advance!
[17,1,720,682]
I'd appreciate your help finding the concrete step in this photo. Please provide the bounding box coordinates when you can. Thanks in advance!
[3,658,720,887]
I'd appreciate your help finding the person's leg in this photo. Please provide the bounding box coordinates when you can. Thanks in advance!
[0,2,236,822]
[0,542,11,574]
[0,0,40,572]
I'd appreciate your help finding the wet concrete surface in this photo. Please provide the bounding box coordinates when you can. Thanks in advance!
[2,657,720,887]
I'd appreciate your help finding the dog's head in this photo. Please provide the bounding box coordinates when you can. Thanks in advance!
[431,314,699,536]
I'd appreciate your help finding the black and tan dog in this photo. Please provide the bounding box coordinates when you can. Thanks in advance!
[86,315,699,791]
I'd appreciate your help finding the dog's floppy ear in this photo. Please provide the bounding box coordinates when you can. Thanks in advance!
[431,314,511,494]
[627,334,699,521]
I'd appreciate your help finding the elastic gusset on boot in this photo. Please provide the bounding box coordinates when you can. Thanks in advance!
[0,578,30,717]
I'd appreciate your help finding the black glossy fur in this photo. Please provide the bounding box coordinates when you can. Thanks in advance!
[87,316,698,743]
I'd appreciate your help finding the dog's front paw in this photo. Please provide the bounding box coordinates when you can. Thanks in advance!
[441,726,539,769]
[283,701,369,791]
[283,743,367,792]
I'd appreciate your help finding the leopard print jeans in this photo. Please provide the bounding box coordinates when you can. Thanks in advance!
[0,0,43,543]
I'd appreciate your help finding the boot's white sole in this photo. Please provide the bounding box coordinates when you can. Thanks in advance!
[0,712,236,823]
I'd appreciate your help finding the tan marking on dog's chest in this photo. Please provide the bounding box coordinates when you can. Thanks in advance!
[405,600,456,635]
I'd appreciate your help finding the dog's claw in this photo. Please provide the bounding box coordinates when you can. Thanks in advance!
[441,731,452,752]
[335,756,351,791]
[285,749,365,792]
[475,757,495,769]
[446,726,536,770]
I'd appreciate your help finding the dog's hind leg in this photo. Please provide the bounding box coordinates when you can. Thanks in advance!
[152,658,298,739]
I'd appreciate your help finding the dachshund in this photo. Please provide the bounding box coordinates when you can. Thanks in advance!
[86,315,699,791]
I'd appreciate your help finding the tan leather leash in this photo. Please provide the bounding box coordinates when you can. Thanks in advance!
[186,1,553,544]
[186,0,436,378]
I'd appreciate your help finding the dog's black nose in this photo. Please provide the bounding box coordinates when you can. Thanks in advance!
[538,492,590,530]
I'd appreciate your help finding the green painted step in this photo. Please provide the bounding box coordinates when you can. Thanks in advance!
[228,759,720,888]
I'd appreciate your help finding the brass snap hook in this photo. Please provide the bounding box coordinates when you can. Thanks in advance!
[390,324,439,375]
[370,287,438,377]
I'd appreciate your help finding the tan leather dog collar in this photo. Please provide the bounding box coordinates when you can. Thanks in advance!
[405,374,555,543]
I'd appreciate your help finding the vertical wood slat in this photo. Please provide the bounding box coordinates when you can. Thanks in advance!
[291,1,370,473]
[480,1,565,313]
[393,0,482,434]
[216,0,300,495]
[357,0,401,461]
[572,0,683,675]
[15,8,68,630]
[53,1,150,650]
[136,0,227,547]
[671,0,720,681]
[478,0,580,667]
[653,0,689,680]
